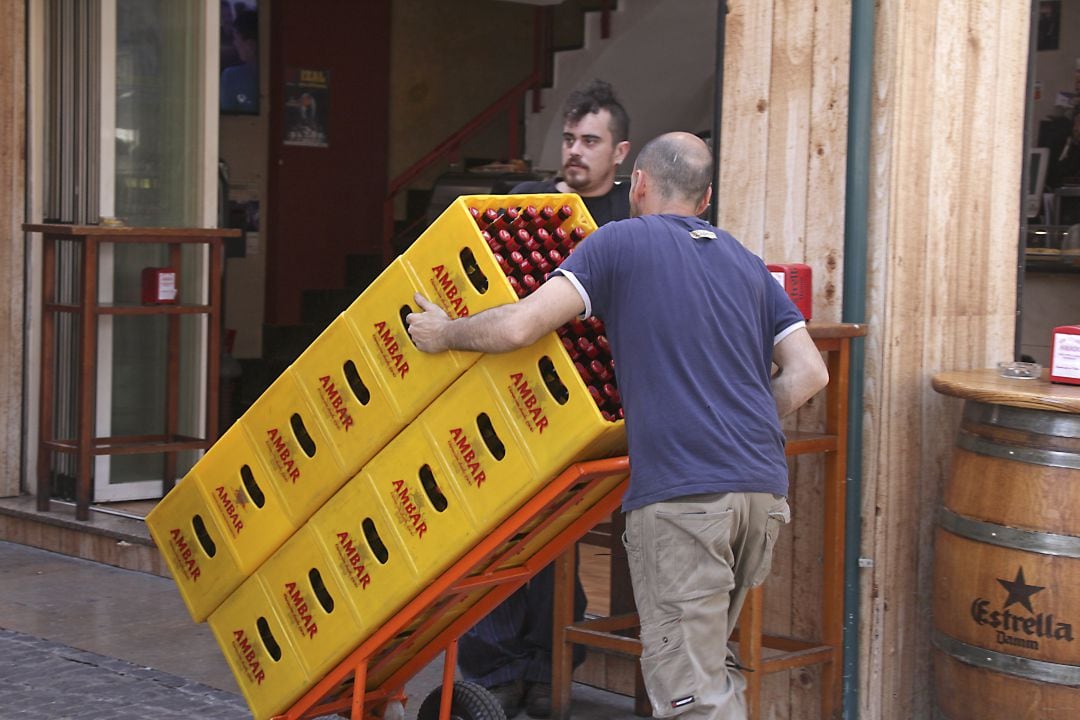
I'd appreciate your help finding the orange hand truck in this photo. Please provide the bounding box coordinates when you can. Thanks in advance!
[271,456,630,720]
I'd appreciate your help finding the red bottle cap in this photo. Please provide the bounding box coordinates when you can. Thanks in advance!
[536,228,556,251]
[577,337,599,359]
[602,383,621,403]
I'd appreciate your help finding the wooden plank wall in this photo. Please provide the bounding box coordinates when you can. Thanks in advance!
[720,1,1028,718]
[719,1,852,717]
[0,0,26,498]
[859,2,1030,719]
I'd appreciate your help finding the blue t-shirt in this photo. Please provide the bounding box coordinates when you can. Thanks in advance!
[554,214,805,511]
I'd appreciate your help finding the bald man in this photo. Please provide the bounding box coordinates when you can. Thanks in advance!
[408,132,828,719]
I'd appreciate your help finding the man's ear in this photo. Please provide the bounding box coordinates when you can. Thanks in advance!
[613,140,630,167]
[695,184,713,217]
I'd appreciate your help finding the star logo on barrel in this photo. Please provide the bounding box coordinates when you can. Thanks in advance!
[997,566,1044,613]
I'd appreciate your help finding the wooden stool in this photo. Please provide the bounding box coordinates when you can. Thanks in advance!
[550,323,866,719]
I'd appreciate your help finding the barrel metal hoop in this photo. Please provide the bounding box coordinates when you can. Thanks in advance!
[964,401,1080,439]
[956,429,1080,470]
[933,630,1080,687]
[937,507,1080,558]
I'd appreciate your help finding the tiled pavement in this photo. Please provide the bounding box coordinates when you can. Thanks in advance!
[0,541,638,719]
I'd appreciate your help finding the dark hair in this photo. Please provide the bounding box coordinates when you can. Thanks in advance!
[233,8,257,42]
[563,79,629,143]
[635,134,713,205]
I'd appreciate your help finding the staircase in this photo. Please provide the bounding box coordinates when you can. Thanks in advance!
[231,1,620,423]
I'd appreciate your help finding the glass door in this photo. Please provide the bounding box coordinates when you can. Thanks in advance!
[93,0,218,501]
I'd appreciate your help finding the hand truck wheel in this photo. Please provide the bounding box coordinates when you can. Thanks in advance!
[416,680,506,720]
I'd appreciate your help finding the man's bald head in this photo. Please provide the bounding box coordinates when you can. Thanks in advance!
[633,132,713,207]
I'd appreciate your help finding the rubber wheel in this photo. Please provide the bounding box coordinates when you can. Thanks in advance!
[416,680,507,720]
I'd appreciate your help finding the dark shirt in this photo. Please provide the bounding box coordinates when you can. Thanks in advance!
[554,214,805,511]
[509,179,631,225]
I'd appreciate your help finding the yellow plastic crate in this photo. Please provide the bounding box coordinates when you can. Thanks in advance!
[400,196,518,319]
[146,477,247,622]
[494,468,629,571]
[306,472,419,638]
[361,423,479,584]
[182,425,296,573]
[239,370,347,525]
[341,258,472,423]
[208,574,311,720]
[400,193,596,320]
[476,332,626,479]
[289,316,403,475]
[253,525,363,680]
[418,369,542,535]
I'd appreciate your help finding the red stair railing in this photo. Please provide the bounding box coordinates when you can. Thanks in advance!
[380,2,613,263]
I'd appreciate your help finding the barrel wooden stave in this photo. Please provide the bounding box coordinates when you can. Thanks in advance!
[934,650,1080,720]
[934,401,1080,718]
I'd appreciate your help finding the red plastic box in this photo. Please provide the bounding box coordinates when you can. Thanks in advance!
[1050,324,1080,385]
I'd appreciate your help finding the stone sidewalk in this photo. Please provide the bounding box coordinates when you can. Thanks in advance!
[0,629,251,719]
[0,540,639,720]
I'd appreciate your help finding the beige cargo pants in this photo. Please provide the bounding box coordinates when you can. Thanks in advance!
[623,492,790,720]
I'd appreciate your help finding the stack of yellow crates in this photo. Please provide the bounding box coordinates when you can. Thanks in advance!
[146,194,627,720]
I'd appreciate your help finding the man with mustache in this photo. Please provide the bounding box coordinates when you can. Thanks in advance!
[509,78,631,225]
[409,131,828,719]
[456,79,632,718]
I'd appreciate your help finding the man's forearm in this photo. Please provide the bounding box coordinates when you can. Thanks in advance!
[440,303,533,353]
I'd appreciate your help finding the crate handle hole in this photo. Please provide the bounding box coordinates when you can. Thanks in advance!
[399,305,418,347]
[256,617,283,662]
[538,356,570,405]
[362,517,390,564]
[343,360,372,405]
[290,413,317,458]
[309,568,335,613]
[476,412,506,461]
[239,465,266,508]
[419,464,448,512]
[459,247,489,294]
[191,514,217,558]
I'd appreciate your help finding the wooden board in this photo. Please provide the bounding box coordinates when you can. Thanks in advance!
[0,0,25,498]
[859,2,1032,718]
[719,2,854,717]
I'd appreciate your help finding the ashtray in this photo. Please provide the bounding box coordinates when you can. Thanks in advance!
[997,361,1042,379]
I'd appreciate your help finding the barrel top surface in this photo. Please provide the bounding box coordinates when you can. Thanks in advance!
[932,368,1080,414]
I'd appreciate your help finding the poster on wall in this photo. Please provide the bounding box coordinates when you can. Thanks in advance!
[283,68,330,148]
[220,1,259,114]
[1038,0,1061,52]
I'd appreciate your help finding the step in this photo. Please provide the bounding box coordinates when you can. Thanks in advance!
[346,252,383,291]
[300,286,358,328]
[260,323,322,364]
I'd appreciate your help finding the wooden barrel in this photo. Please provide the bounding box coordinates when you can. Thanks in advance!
[933,400,1080,720]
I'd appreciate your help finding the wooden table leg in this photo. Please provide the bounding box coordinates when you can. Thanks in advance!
[75,237,99,521]
[551,549,576,720]
[37,235,57,511]
[740,585,764,720]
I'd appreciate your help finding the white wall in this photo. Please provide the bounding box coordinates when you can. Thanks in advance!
[525,0,717,171]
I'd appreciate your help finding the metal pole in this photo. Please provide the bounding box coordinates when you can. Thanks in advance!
[842,1,876,717]
[709,1,727,226]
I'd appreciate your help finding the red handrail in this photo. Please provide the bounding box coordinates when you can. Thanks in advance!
[386,72,541,198]
[380,2,614,262]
